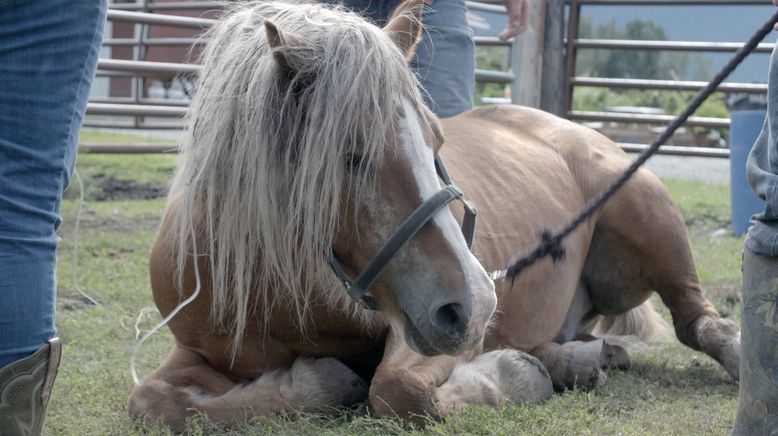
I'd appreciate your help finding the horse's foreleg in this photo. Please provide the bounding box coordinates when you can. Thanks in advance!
[129,345,368,431]
[434,349,552,415]
[370,331,551,422]
[128,345,235,431]
[368,331,460,422]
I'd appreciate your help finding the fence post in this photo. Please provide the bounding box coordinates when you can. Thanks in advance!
[563,0,580,117]
[540,0,566,116]
[511,0,547,107]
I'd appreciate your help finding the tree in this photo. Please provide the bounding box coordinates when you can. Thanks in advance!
[576,18,703,81]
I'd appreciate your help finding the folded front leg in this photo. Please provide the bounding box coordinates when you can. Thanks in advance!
[434,349,553,415]
[369,331,552,424]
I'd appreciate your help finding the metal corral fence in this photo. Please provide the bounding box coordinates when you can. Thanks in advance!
[85,0,522,152]
[86,0,771,158]
[561,0,773,158]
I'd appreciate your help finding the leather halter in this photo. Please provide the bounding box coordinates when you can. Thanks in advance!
[328,155,477,310]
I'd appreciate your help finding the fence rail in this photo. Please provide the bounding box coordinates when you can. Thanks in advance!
[559,0,774,158]
[574,39,775,53]
[91,3,523,138]
[106,9,215,27]
[85,1,772,158]
[571,77,768,94]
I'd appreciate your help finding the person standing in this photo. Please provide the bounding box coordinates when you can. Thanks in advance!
[322,0,529,118]
[732,2,778,434]
[0,1,107,434]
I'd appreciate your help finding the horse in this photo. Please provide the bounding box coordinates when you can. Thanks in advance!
[128,0,741,430]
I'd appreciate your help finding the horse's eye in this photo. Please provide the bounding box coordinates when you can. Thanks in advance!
[345,153,364,171]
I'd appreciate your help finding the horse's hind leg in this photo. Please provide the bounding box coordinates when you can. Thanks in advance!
[129,345,368,431]
[590,169,740,379]
[530,339,610,391]
[369,331,551,423]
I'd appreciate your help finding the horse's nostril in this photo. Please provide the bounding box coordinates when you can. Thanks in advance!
[432,302,469,337]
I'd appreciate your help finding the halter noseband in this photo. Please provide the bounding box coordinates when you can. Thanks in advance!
[328,155,477,310]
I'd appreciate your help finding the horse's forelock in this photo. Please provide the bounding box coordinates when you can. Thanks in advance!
[166,0,424,358]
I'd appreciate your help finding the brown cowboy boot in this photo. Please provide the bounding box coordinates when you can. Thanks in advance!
[0,338,62,436]
[732,248,778,435]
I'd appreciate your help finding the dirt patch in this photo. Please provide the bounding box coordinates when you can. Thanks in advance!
[59,207,162,236]
[95,177,166,201]
[685,215,731,229]
[58,292,98,311]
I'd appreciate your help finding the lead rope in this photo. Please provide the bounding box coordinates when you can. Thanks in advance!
[489,11,778,284]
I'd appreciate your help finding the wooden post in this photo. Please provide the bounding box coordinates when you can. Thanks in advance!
[512,0,547,107]
[562,0,581,117]
[540,0,566,116]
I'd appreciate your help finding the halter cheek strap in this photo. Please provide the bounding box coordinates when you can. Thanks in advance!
[329,155,477,311]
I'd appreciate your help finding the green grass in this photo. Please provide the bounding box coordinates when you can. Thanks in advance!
[48,154,743,435]
[79,128,179,145]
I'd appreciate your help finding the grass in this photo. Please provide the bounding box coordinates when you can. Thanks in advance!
[79,129,179,146]
[48,151,744,435]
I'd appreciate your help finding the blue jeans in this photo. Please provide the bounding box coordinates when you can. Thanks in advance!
[0,0,106,367]
[324,0,475,118]
[747,41,778,256]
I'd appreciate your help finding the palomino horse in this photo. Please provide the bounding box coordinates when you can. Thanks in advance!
[129,0,741,430]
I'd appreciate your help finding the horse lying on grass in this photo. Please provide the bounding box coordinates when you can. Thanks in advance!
[129,0,741,430]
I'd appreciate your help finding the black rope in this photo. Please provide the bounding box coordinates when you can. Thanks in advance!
[505,11,778,283]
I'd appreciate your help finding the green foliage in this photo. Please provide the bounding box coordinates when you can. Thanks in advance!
[573,87,730,139]
[574,87,728,117]
[577,18,710,81]
[474,46,510,105]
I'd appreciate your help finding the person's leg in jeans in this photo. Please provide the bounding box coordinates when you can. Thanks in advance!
[732,41,778,435]
[0,0,106,433]
[320,0,474,118]
[411,0,474,118]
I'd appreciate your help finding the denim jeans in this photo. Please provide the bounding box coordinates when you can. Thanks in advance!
[747,41,778,256]
[322,0,475,118]
[0,0,106,367]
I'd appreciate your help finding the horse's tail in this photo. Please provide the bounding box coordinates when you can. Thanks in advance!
[591,300,672,344]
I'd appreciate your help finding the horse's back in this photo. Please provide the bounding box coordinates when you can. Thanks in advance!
[439,104,640,268]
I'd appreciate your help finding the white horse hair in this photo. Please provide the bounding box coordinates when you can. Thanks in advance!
[165,0,427,357]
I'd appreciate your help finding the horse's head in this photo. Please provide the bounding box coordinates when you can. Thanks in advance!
[332,98,498,357]
[264,1,496,356]
[176,0,495,358]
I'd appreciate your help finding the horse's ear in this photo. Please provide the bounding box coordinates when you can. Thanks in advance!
[264,20,313,72]
[383,0,427,61]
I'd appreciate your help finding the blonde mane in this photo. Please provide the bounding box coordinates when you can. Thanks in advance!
[165,0,426,355]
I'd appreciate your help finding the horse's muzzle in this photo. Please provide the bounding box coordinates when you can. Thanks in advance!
[402,306,472,356]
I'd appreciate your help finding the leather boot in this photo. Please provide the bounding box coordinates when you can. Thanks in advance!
[0,338,62,436]
[732,248,778,435]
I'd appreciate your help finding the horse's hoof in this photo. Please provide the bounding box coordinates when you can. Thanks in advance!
[696,316,741,380]
[497,349,554,404]
[298,357,369,408]
[565,339,607,391]
[601,341,631,370]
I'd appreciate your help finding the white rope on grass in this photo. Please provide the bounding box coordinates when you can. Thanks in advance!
[71,169,101,307]
[130,206,203,385]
